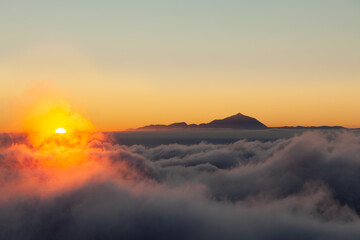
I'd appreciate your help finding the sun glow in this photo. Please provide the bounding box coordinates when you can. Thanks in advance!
[55,128,66,134]
[19,97,107,173]
[23,98,98,150]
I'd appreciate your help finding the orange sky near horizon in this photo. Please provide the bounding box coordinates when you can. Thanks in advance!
[1,79,360,132]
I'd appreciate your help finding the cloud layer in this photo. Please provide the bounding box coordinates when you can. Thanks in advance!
[1,130,360,239]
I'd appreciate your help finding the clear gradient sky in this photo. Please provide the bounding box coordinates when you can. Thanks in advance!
[1,0,360,131]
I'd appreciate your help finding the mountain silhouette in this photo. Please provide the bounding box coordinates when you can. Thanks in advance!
[137,113,267,130]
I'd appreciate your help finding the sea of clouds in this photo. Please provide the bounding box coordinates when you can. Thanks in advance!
[1,130,360,239]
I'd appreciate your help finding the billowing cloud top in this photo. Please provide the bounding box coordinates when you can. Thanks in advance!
[1,130,360,239]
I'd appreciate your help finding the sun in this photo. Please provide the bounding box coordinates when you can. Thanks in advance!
[55,128,66,134]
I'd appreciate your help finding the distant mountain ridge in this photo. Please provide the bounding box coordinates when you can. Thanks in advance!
[276,126,345,130]
[137,113,268,130]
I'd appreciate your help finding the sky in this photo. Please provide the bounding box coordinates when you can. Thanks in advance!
[1,0,359,131]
